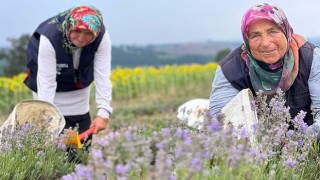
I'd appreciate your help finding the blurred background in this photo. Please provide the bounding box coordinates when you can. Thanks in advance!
[2,0,320,46]
[1,0,320,75]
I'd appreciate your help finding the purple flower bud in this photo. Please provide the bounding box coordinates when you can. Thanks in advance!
[156,142,164,149]
[162,128,171,135]
[125,131,132,141]
[115,164,129,175]
[283,158,296,168]
[190,157,202,172]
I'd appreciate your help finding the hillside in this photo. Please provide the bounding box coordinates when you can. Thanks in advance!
[146,40,239,56]
[111,37,320,68]
[111,41,239,68]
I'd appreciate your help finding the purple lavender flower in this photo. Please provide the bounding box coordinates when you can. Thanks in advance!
[259,152,268,160]
[166,158,172,168]
[209,119,220,132]
[96,138,110,146]
[74,165,93,179]
[190,157,202,172]
[156,142,164,149]
[248,148,258,156]
[61,174,78,180]
[206,109,217,120]
[252,122,259,133]
[108,132,115,139]
[125,131,132,141]
[91,149,103,159]
[162,128,171,135]
[176,128,183,138]
[175,145,182,158]
[239,126,252,138]
[103,160,113,170]
[184,135,192,144]
[283,158,296,168]
[115,164,129,175]
[0,144,8,151]
[286,130,294,139]
[169,174,176,180]
[292,111,308,132]
[203,151,209,158]
[56,139,66,150]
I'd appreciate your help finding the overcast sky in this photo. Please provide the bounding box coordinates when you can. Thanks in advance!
[1,0,320,47]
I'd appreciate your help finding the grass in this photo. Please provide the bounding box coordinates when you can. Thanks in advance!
[92,82,212,142]
[0,82,212,145]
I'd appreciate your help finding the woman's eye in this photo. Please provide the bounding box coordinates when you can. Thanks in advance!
[73,30,81,34]
[269,30,278,35]
[249,34,259,39]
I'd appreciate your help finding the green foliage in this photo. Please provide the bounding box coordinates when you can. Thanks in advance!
[214,48,231,62]
[0,34,30,76]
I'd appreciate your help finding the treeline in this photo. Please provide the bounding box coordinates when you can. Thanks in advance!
[0,34,231,77]
[112,46,221,68]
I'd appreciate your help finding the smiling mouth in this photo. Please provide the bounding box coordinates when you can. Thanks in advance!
[262,49,275,54]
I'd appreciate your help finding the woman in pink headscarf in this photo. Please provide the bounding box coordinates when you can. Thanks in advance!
[209,3,320,127]
[24,5,112,148]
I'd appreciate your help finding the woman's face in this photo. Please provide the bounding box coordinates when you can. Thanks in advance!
[69,29,94,47]
[247,20,288,64]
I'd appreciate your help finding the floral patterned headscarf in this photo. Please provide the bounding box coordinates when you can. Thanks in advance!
[51,5,103,50]
[240,3,305,96]
[241,3,293,49]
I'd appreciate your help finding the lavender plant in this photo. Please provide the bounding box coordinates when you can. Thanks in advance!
[0,123,88,179]
[62,89,320,179]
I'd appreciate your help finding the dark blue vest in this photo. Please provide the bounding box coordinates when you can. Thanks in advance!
[24,15,105,92]
[219,42,316,125]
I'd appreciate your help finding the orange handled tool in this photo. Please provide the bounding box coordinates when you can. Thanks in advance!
[79,126,95,141]
[64,126,96,149]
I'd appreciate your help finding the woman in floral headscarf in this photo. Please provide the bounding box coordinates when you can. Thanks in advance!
[24,5,112,147]
[209,3,320,126]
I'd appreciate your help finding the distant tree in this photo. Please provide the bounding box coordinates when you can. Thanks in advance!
[0,34,30,76]
[214,48,231,62]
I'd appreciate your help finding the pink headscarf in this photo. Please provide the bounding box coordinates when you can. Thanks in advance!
[241,3,293,49]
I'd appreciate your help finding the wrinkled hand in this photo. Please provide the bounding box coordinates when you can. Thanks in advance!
[90,116,109,134]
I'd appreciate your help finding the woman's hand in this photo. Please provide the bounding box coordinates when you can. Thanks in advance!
[90,116,109,134]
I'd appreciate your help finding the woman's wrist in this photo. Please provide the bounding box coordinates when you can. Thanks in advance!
[97,115,109,122]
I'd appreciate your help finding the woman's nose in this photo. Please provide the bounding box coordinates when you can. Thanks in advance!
[260,34,272,47]
[78,34,86,41]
